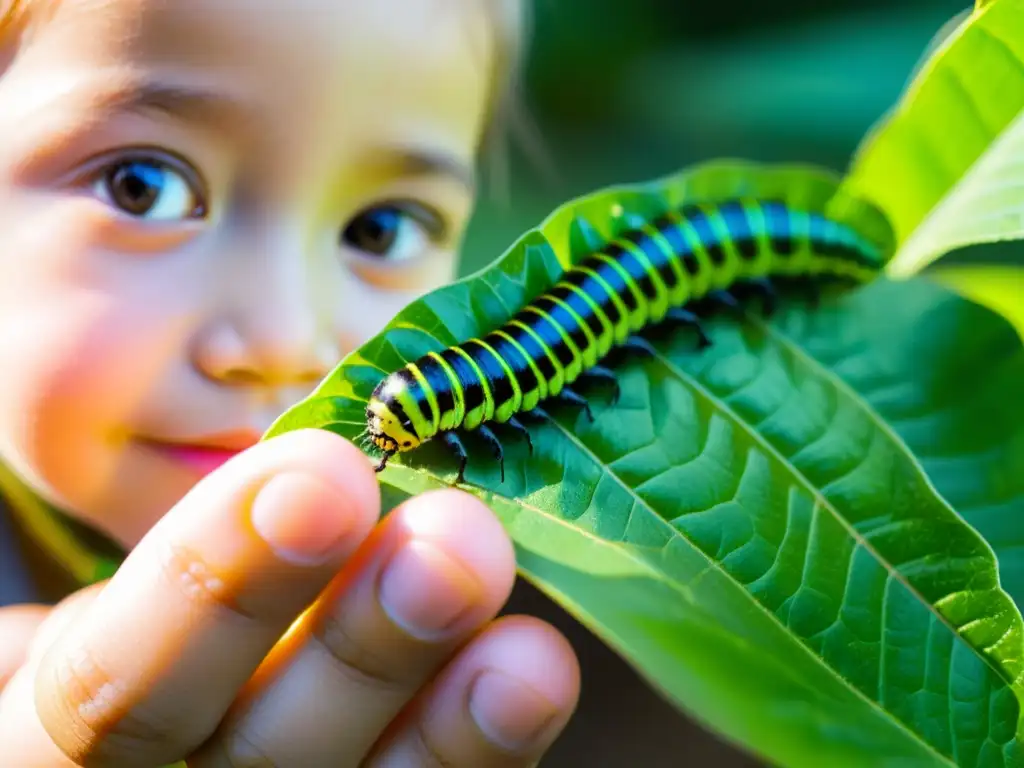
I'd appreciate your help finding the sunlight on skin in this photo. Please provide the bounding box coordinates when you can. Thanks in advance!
[0,0,490,549]
[0,2,582,766]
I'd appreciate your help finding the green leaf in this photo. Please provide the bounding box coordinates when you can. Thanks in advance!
[267,162,1024,767]
[841,0,1024,277]
[902,6,974,91]
[853,270,1024,611]
[929,262,1024,340]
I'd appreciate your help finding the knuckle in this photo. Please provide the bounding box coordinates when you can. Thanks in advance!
[311,611,408,693]
[44,642,195,764]
[159,543,259,625]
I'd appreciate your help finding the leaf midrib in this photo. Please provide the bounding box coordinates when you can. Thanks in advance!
[744,309,1023,687]
[716,309,1019,688]
[388,452,934,763]
[649,343,1017,695]
[493,267,1009,710]
[389,427,960,762]
[518,385,958,767]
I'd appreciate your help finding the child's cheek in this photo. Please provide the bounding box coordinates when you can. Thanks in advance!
[0,286,174,516]
[0,202,192,528]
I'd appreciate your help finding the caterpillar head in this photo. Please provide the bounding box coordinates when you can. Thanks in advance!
[366,374,422,454]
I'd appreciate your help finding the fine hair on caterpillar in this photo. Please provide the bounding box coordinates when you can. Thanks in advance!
[366,196,886,486]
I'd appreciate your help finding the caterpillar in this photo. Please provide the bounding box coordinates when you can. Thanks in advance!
[366,194,887,485]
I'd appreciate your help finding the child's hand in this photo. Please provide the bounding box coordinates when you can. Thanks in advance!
[0,429,580,767]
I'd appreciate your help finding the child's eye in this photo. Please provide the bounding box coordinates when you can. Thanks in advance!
[92,158,207,221]
[341,203,445,262]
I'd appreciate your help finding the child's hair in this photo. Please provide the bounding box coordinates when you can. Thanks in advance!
[1,0,546,195]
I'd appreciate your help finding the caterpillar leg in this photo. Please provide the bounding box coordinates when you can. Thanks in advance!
[551,387,594,422]
[475,424,506,483]
[374,450,395,473]
[441,430,469,485]
[705,289,743,315]
[621,335,658,359]
[663,307,712,348]
[577,365,621,405]
[520,406,551,423]
[505,415,534,455]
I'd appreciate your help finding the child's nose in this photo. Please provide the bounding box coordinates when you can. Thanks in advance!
[189,227,343,386]
[190,312,337,387]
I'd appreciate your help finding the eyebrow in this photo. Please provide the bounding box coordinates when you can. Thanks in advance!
[389,148,477,194]
[88,79,250,125]
[66,77,478,192]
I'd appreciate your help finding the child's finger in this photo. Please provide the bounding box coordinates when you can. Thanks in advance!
[30,428,382,768]
[0,604,50,690]
[26,582,108,666]
[187,488,518,767]
[365,615,581,768]
[0,586,105,764]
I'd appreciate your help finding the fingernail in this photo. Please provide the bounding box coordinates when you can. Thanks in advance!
[469,670,559,753]
[378,541,482,641]
[251,471,356,565]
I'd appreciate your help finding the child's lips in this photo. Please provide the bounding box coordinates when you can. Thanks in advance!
[139,430,262,475]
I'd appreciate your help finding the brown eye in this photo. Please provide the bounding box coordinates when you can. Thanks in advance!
[95,158,206,220]
[341,203,444,261]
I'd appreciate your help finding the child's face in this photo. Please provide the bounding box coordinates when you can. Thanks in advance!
[0,0,495,546]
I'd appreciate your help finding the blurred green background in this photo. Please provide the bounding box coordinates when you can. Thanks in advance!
[466,2,979,765]
[461,0,969,274]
